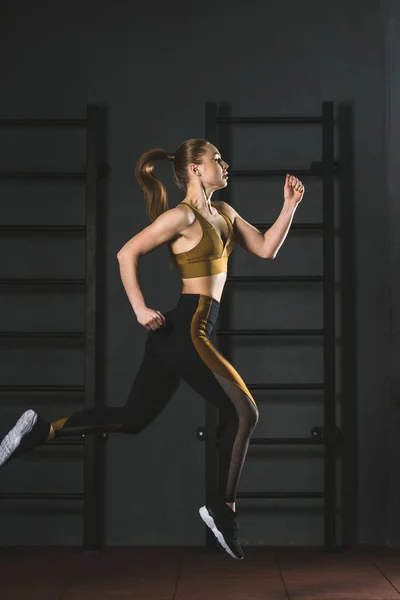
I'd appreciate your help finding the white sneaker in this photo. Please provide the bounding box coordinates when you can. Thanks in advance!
[0,410,38,467]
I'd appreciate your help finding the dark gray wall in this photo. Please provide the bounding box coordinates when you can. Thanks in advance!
[385,0,400,548]
[0,0,396,546]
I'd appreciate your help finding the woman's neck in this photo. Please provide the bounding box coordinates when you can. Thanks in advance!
[184,183,215,214]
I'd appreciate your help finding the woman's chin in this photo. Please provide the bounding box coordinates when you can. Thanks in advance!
[212,179,228,191]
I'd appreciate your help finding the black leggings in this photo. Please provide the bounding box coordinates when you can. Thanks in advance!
[49,293,259,503]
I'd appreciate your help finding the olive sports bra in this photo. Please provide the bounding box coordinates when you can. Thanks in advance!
[172,202,234,279]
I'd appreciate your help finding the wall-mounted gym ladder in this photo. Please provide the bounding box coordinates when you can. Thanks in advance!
[199,101,341,551]
[0,105,105,550]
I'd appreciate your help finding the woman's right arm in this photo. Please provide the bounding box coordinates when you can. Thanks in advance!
[116,205,191,330]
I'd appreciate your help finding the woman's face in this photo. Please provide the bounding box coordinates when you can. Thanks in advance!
[193,144,229,190]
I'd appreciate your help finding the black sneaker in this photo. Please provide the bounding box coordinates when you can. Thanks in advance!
[199,502,244,560]
[0,410,50,467]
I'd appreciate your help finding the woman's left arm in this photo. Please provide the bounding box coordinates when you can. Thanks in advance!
[219,174,305,259]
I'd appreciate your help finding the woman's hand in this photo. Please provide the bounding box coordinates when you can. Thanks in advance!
[136,306,166,331]
[284,174,305,205]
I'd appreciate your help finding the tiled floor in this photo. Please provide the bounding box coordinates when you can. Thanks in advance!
[0,546,399,599]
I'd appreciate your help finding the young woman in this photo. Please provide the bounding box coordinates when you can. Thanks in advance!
[0,138,304,559]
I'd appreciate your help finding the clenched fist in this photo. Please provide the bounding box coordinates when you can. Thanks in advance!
[284,174,305,205]
[136,306,166,331]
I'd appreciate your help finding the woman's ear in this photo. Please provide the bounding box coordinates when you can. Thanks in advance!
[189,163,201,176]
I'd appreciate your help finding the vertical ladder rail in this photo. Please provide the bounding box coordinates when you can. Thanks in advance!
[83,105,104,550]
[322,101,337,549]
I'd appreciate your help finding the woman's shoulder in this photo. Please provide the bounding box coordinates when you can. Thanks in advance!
[173,202,198,223]
[166,203,195,244]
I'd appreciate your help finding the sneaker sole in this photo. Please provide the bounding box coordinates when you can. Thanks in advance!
[0,410,38,467]
[199,505,242,560]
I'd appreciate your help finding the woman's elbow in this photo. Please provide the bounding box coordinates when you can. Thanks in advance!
[116,248,127,260]
[117,238,141,260]
[261,242,276,259]
[117,247,139,261]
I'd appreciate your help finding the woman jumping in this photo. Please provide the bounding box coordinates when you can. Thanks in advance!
[0,138,304,559]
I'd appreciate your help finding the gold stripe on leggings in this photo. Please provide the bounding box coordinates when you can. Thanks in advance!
[51,416,122,434]
[190,295,257,407]
[51,417,70,431]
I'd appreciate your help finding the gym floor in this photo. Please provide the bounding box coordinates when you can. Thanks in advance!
[0,546,399,599]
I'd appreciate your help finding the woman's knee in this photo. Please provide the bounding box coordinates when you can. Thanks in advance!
[226,400,259,433]
[247,402,259,431]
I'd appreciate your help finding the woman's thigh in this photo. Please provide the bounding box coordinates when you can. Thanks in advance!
[121,327,182,432]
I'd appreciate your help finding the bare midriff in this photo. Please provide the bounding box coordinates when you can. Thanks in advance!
[181,272,228,303]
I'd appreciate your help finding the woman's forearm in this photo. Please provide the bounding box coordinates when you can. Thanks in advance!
[264,199,298,258]
[117,252,146,314]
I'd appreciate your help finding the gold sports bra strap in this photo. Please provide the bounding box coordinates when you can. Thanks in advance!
[181,202,212,223]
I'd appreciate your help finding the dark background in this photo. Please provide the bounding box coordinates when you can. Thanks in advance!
[0,0,398,548]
